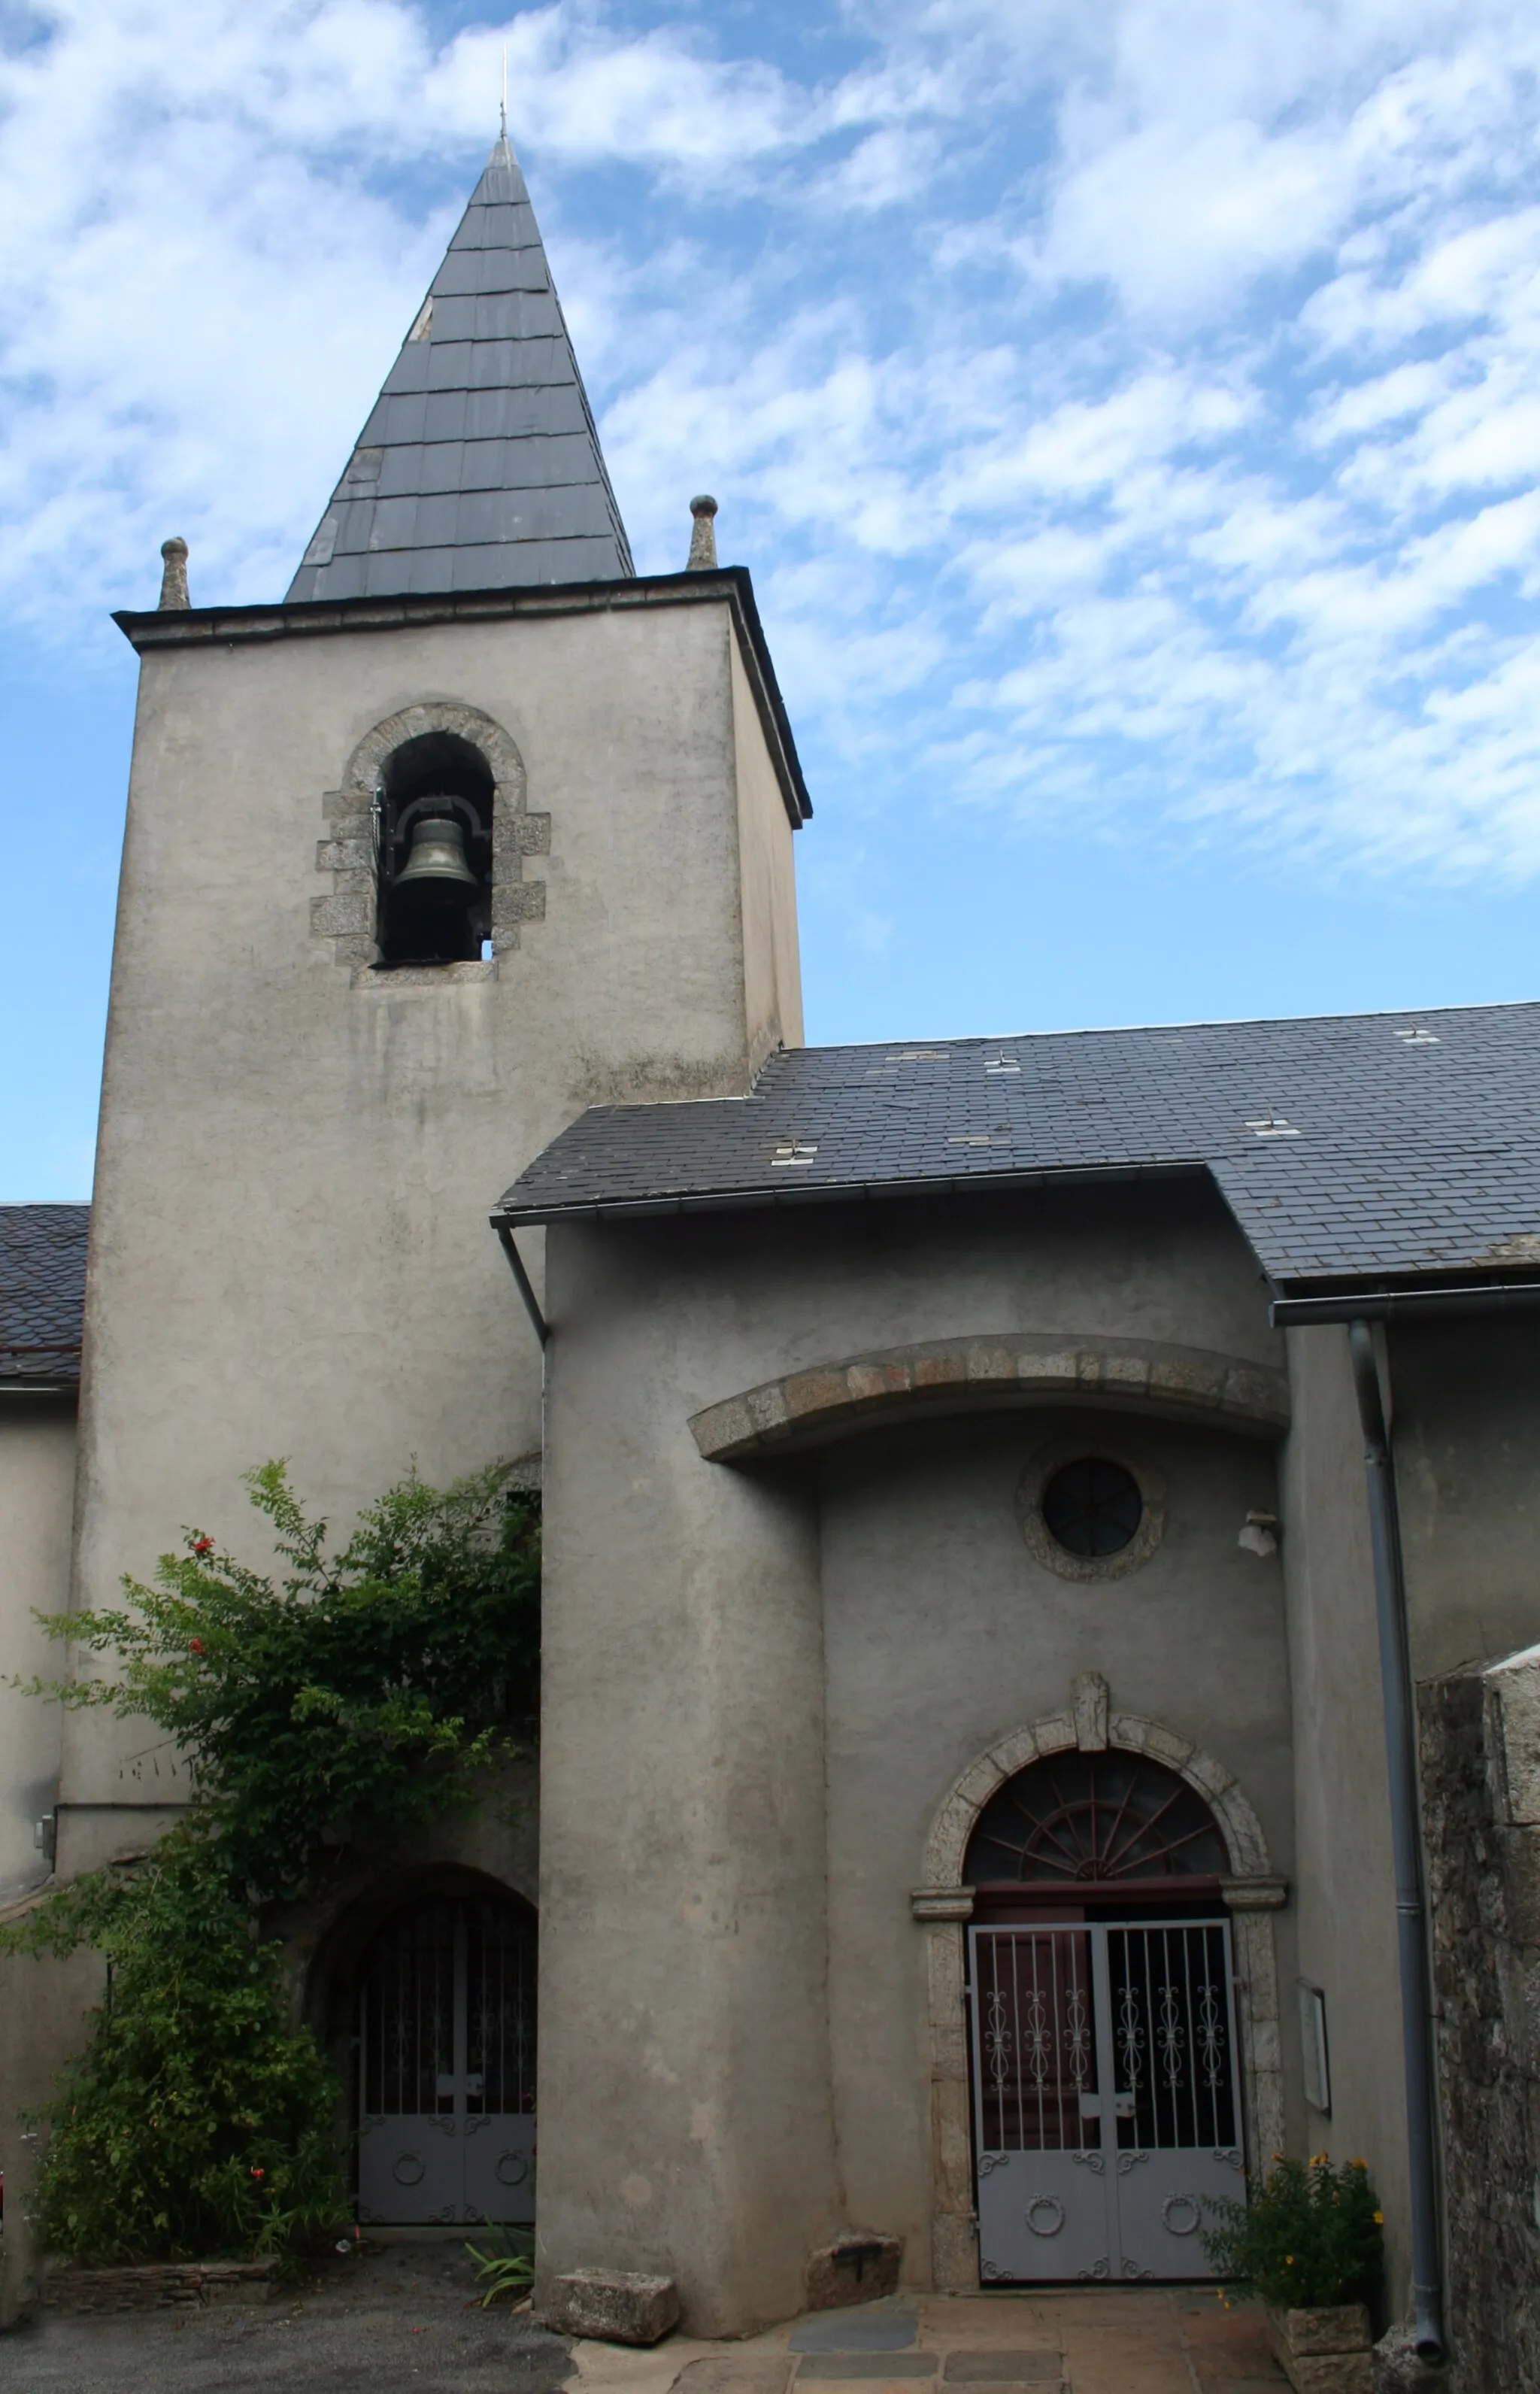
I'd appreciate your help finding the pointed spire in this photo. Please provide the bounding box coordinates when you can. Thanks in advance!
[287,138,634,602]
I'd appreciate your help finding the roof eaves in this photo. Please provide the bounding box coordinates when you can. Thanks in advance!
[114,566,811,829]
[490,1155,1212,1228]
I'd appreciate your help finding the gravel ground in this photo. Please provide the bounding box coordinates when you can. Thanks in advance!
[2,2242,574,2394]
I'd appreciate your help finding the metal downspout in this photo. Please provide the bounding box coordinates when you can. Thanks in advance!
[1348,1320,1445,2364]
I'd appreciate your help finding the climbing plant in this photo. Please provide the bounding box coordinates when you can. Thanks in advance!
[4,1461,540,2265]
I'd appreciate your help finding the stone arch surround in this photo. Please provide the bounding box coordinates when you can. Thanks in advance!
[910,1675,1287,2291]
[312,699,549,976]
[689,1333,1290,1466]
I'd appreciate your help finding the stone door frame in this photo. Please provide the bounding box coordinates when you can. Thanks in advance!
[910,1673,1287,2290]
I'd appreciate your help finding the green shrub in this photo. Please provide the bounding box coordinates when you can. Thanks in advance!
[5,1461,541,2265]
[1202,2152,1384,2310]
[8,1827,344,2262]
[32,1460,541,1901]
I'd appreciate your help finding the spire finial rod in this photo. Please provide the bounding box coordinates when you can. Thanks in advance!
[158,537,189,611]
[687,494,718,572]
[500,44,508,139]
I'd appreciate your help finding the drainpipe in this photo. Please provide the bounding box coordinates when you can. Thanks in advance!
[1348,1320,1445,2365]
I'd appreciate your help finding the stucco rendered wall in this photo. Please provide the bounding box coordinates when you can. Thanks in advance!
[1276,1327,1410,2307]
[1278,1315,1540,2334]
[59,594,798,1851]
[536,1179,1299,2327]
[818,1407,1296,2280]
[0,1400,77,1901]
[540,1221,838,2335]
[0,1937,103,2327]
[1387,1316,1540,1674]
[729,634,803,1061]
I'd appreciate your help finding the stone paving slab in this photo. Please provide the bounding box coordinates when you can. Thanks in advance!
[1,2265,1285,2394]
[1,2246,574,2394]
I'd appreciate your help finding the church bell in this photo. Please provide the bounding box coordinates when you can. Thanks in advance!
[395,811,477,888]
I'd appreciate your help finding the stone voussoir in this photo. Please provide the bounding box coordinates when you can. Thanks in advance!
[687,1331,1290,1463]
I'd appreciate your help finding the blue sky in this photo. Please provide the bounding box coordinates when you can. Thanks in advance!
[5,0,1540,1197]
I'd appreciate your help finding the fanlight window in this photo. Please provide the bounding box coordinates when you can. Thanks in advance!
[965,1752,1228,1886]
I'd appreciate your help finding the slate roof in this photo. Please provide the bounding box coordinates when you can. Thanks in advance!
[286,138,633,602]
[0,1205,89,1387]
[493,1002,1540,1294]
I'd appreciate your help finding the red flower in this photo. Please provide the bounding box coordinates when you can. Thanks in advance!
[192,1536,215,1556]
[250,2166,265,2180]
[189,1639,205,1655]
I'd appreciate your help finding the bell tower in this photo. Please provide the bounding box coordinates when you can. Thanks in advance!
[60,135,808,1873]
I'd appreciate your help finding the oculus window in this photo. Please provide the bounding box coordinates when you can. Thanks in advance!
[1041,1458,1144,1558]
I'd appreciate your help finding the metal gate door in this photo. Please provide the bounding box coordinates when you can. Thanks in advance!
[357,1896,536,2226]
[970,1919,1244,2283]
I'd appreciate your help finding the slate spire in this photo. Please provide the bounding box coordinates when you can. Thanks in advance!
[287,137,634,601]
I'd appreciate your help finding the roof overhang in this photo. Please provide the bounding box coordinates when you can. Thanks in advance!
[490,1155,1211,1230]
[113,565,811,829]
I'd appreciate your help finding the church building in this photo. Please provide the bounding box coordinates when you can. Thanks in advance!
[4,134,1540,2369]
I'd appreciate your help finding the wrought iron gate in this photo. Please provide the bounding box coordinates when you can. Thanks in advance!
[969,1919,1244,2283]
[357,1896,536,2226]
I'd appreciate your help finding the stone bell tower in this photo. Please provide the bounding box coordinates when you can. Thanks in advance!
[59,134,808,1871]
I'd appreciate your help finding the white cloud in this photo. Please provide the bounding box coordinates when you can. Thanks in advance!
[5,0,1540,890]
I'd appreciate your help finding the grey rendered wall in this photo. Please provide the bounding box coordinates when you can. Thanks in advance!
[0,1936,102,2326]
[60,594,798,1849]
[0,1401,76,1901]
[1279,1315,1540,2333]
[1276,1328,1409,2304]
[536,1180,1297,2325]
[729,635,802,1062]
[539,1222,838,2337]
[1387,1315,1540,1674]
[819,1405,1295,2280]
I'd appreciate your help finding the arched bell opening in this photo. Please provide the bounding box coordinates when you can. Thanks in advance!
[377,730,495,965]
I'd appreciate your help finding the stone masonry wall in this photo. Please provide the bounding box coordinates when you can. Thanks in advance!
[1418,1643,1540,2394]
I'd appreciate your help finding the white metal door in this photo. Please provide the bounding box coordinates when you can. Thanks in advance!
[970,1919,1244,2283]
[357,1896,536,2226]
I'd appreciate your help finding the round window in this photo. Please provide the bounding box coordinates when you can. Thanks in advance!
[1041,1458,1144,1558]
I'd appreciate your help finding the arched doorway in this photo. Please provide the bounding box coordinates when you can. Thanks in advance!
[963,1751,1244,2285]
[356,1892,536,2227]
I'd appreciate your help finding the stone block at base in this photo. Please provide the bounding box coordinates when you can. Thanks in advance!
[1266,2304,1372,2393]
[805,2233,902,2311]
[550,2266,681,2345]
[44,2259,280,2312]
